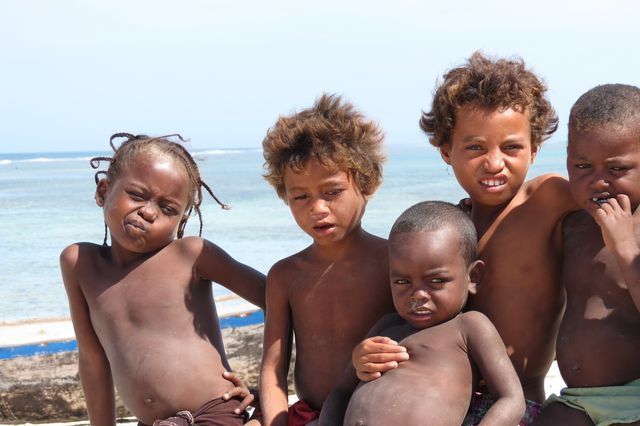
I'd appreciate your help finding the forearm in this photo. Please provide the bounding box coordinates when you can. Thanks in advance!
[258,374,289,426]
[79,354,116,425]
[612,245,640,311]
[318,389,351,426]
[477,395,525,426]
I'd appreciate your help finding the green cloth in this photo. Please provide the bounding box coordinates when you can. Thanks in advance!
[545,378,640,426]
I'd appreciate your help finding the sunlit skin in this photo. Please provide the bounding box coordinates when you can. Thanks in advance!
[352,106,579,403]
[319,227,524,426]
[60,151,266,425]
[533,126,640,425]
[259,159,394,426]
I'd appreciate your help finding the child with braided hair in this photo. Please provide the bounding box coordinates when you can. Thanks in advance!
[60,133,266,425]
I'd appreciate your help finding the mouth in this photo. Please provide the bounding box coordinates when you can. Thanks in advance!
[590,193,612,205]
[480,177,507,191]
[312,223,336,234]
[125,220,146,233]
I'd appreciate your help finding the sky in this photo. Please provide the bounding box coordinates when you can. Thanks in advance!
[1,0,639,153]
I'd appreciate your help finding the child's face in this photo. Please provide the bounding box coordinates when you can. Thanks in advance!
[389,226,479,329]
[568,125,640,215]
[96,152,190,254]
[283,159,367,245]
[439,105,536,207]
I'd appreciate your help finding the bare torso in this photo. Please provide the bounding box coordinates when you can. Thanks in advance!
[286,233,394,409]
[558,211,640,387]
[467,175,573,402]
[75,240,232,424]
[344,314,474,426]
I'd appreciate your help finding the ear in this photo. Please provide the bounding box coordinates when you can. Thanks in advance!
[466,259,484,295]
[530,143,538,163]
[95,178,109,207]
[439,143,452,165]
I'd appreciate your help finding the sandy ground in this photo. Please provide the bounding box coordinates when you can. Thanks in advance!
[0,320,565,424]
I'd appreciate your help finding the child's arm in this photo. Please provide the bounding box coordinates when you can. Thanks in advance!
[320,315,399,425]
[317,362,360,426]
[593,194,640,311]
[462,311,525,425]
[351,336,409,381]
[259,263,293,426]
[60,245,115,426]
[191,237,266,309]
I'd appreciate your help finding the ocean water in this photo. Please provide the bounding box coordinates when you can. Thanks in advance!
[0,142,567,323]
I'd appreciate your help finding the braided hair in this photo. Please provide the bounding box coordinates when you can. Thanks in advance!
[90,133,228,245]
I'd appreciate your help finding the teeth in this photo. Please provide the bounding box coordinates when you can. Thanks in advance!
[591,197,610,205]
[482,179,505,187]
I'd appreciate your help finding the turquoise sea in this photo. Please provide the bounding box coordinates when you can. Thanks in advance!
[0,142,567,323]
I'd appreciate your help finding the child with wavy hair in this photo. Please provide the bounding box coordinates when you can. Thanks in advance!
[259,94,395,426]
[60,133,265,425]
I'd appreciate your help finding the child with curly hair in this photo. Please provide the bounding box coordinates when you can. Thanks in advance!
[352,52,579,425]
[60,133,265,425]
[259,94,395,426]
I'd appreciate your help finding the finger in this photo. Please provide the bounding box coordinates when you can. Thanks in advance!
[360,359,404,375]
[360,351,410,364]
[366,336,399,345]
[223,386,248,399]
[357,371,382,382]
[234,394,255,413]
[222,371,242,385]
[617,194,632,213]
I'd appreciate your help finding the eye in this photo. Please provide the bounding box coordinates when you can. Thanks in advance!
[326,188,344,197]
[160,205,177,215]
[465,144,482,151]
[610,166,627,172]
[575,163,590,170]
[127,191,144,201]
[503,144,523,151]
[292,194,308,201]
[392,278,411,286]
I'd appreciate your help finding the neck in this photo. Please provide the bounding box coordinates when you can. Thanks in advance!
[470,200,511,240]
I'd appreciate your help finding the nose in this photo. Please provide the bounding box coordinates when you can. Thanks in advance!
[409,291,430,309]
[309,196,329,219]
[484,150,505,173]
[138,202,158,222]
[590,172,610,191]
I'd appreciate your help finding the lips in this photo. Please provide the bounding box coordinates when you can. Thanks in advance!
[480,177,507,188]
[590,193,612,205]
[125,220,146,233]
[312,222,335,234]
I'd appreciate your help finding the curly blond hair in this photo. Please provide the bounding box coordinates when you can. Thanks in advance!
[420,51,558,149]
[263,94,385,201]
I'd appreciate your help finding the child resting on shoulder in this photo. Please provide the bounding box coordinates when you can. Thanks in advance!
[60,133,266,425]
[319,201,524,426]
[259,94,395,426]
[533,85,640,425]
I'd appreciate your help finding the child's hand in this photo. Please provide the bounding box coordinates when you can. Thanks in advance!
[593,195,639,258]
[352,336,409,382]
[457,197,472,216]
[222,371,255,414]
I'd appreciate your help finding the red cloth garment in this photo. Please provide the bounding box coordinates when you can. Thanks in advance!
[287,399,320,426]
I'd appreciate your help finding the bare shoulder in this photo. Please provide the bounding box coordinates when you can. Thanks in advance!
[458,310,498,336]
[59,242,102,268]
[524,174,577,212]
[267,247,312,280]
